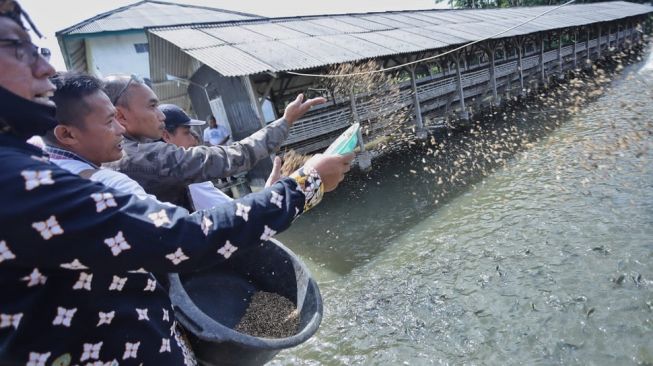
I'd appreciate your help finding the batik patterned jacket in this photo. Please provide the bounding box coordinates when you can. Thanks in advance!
[0,132,320,366]
[104,118,291,207]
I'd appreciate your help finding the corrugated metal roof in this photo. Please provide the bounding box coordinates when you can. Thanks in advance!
[335,16,395,31]
[149,1,653,77]
[318,34,396,55]
[57,0,260,36]
[150,28,225,49]
[202,26,271,44]
[186,45,273,77]
[276,20,343,36]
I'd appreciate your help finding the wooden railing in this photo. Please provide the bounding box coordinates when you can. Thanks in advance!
[282,28,635,152]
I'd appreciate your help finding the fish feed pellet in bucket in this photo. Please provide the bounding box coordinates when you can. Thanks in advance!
[235,291,300,338]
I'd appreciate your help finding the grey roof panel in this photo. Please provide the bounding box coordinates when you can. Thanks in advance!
[234,41,323,71]
[202,26,272,44]
[280,37,367,65]
[277,19,343,36]
[410,28,469,45]
[241,23,308,40]
[333,15,394,31]
[452,22,515,39]
[380,29,449,49]
[318,34,397,56]
[355,14,419,29]
[63,1,259,35]
[398,12,453,24]
[186,45,273,77]
[352,31,426,53]
[483,19,543,36]
[419,11,486,24]
[422,25,479,42]
[397,12,446,25]
[308,17,370,33]
[385,13,441,28]
[149,28,224,49]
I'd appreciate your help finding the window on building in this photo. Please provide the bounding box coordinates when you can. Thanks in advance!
[133,43,149,53]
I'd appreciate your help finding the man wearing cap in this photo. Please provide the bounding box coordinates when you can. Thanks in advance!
[0,3,354,364]
[160,103,247,209]
[160,104,206,149]
[103,74,323,210]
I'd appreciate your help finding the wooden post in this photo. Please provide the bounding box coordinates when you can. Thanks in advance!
[348,90,371,170]
[484,42,498,103]
[454,52,469,120]
[557,31,563,77]
[597,26,602,59]
[586,27,591,63]
[631,21,637,45]
[408,65,426,139]
[539,34,545,84]
[573,29,578,69]
[517,39,525,94]
[349,89,360,125]
[244,76,266,128]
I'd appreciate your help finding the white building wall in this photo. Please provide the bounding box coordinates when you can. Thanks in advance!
[85,32,151,78]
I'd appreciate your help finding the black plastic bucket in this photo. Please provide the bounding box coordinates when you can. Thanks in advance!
[168,238,323,366]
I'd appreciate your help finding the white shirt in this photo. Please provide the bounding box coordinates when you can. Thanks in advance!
[51,158,164,203]
[53,158,231,210]
[203,126,229,146]
[188,181,233,210]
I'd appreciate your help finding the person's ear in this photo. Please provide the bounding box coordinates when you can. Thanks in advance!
[53,124,79,146]
[161,129,172,143]
[114,106,129,128]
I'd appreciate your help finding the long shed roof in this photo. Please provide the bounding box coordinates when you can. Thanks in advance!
[148,1,653,77]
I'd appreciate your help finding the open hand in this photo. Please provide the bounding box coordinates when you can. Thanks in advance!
[283,94,327,125]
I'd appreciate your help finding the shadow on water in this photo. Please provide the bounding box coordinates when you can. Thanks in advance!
[278,45,648,276]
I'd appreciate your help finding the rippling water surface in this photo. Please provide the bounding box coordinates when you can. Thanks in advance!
[273,48,653,365]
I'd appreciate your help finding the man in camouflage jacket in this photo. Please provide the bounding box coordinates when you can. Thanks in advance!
[103,75,323,208]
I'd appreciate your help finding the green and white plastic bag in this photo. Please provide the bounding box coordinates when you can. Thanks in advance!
[324,123,360,155]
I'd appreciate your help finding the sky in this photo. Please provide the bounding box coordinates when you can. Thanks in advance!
[20,0,449,70]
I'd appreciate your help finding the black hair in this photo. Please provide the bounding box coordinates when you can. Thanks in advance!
[164,124,179,133]
[51,72,104,127]
[42,72,104,145]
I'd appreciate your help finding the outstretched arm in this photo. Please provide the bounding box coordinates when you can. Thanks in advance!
[0,150,351,275]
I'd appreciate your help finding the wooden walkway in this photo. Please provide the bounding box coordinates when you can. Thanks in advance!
[281,25,642,155]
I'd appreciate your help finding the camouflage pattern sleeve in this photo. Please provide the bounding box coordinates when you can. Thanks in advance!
[107,118,291,205]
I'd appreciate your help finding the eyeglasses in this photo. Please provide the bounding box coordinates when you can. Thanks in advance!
[110,74,144,105]
[0,38,50,65]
